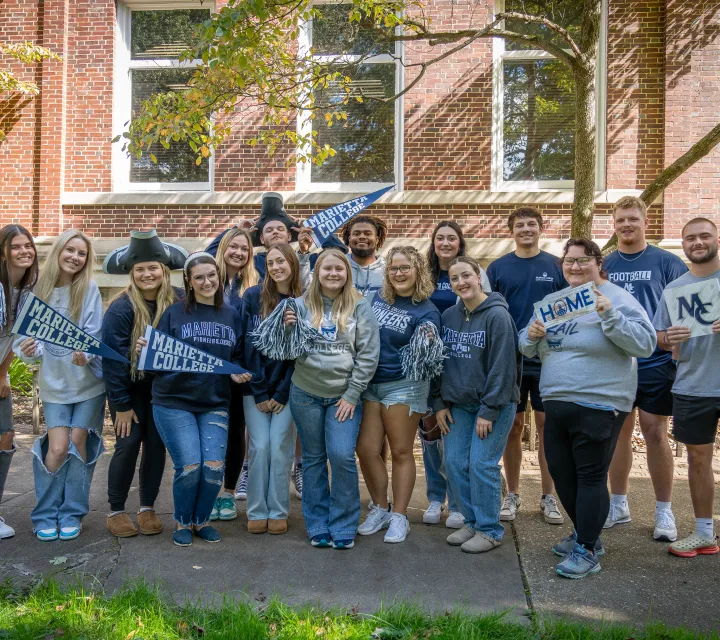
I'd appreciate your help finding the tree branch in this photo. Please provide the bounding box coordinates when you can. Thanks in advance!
[485,29,577,68]
[495,11,582,59]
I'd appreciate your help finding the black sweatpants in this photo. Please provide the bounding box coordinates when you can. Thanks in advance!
[223,384,246,491]
[543,401,628,549]
[107,390,166,512]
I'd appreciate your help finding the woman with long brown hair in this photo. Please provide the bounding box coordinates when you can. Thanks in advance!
[0,225,38,540]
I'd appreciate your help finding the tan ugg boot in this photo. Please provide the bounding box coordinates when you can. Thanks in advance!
[268,519,288,535]
[248,518,268,534]
[107,512,138,538]
[137,509,163,535]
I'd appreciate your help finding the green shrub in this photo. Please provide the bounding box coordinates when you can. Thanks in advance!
[8,357,33,396]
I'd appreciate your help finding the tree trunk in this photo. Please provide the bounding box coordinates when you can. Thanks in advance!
[570,65,596,239]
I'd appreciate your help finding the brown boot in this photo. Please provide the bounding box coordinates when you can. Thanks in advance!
[137,509,163,535]
[248,519,268,534]
[268,519,288,535]
[107,512,138,538]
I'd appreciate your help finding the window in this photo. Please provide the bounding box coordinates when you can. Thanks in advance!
[492,0,606,190]
[114,2,212,191]
[297,4,403,191]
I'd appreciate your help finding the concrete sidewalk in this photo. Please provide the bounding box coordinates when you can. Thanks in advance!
[0,436,530,620]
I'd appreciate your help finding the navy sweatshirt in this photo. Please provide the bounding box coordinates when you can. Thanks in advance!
[151,300,245,412]
[432,293,521,421]
[240,284,294,405]
[370,292,441,383]
[102,288,184,413]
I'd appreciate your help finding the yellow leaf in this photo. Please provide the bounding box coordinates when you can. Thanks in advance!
[195,156,202,165]
[201,145,210,157]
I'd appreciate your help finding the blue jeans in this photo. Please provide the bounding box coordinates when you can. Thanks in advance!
[153,405,229,527]
[443,403,516,541]
[290,384,362,541]
[243,397,295,521]
[420,433,458,511]
[31,429,104,531]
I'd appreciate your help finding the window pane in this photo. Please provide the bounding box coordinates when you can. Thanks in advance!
[503,60,575,181]
[504,0,583,51]
[312,4,393,57]
[311,64,395,183]
[130,69,209,183]
[131,9,209,60]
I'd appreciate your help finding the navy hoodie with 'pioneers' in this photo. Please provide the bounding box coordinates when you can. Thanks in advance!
[433,292,521,421]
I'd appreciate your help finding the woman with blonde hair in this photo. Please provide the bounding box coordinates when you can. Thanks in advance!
[357,246,442,543]
[15,229,105,542]
[276,248,379,549]
[101,230,187,538]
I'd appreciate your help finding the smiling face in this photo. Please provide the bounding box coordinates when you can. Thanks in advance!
[260,220,292,249]
[562,245,601,287]
[433,226,461,263]
[614,206,647,248]
[348,222,378,258]
[512,215,541,250]
[7,233,35,271]
[387,252,417,297]
[317,254,348,295]
[58,237,88,279]
[223,234,251,271]
[266,248,293,285]
[132,261,164,293]
[189,262,220,301]
[682,221,719,265]
[449,261,482,300]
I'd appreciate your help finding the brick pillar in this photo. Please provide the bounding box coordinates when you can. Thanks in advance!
[34,0,69,237]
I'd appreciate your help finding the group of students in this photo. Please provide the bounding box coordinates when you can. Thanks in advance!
[0,193,717,579]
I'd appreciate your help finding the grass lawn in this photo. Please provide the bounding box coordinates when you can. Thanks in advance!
[0,581,716,640]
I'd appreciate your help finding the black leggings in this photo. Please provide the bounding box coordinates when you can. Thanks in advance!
[223,385,246,491]
[543,401,627,549]
[107,391,166,512]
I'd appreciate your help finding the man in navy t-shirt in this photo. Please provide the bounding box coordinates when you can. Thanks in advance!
[487,207,566,526]
[603,196,687,542]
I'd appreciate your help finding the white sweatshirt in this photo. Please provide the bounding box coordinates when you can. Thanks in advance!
[14,282,105,404]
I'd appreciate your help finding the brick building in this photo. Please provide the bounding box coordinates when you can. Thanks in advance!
[1,0,719,283]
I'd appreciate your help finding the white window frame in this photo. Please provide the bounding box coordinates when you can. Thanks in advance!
[491,0,607,191]
[113,1,214,192]
[296,4,404,193]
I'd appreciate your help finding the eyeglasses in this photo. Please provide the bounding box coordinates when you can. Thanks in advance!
[388,265,412,275]
[562,257,594,266]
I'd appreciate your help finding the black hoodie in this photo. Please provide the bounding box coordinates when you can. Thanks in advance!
[432,293,521,421]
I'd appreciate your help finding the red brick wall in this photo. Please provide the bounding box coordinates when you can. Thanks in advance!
[663,0,720,238]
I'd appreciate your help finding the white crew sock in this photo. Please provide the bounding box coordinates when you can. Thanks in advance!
[218,490,233,499]
[610,494,628,508]
[695,518,714,540]
[655,501,672,514]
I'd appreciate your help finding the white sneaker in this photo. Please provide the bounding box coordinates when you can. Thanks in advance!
[358,505,392,536]
[603,502,631,529]
[500,493,520,522]
[446,511,465,529]
[654,509,678,542]
[423,501,445,524]
[540,495,564,525]
[384,512,410,543]
[0,516,15,539]
[234,467,248,500]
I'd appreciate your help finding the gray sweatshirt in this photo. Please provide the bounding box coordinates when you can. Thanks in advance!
[350,255,386,297]
[14,282,105,404]
[291,295,380,404]
[518,281,656,412]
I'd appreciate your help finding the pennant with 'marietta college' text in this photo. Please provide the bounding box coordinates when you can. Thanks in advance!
[12,292,129,363]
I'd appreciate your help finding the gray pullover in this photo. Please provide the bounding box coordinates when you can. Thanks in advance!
[291,295,380,404]
[350,255,386,297]
[518,281,656,412]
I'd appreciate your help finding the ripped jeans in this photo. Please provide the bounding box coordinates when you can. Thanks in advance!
[152,405,229,527]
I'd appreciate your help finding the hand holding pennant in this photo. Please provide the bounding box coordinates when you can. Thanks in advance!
[301,185,395,249]
[138,325,253,380]
[12,292,129,363]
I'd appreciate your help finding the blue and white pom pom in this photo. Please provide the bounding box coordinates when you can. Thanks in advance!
[251,298,323,360]
[400,321,446,381]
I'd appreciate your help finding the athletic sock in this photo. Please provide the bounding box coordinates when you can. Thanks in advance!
[655,501,672,514]
[695,518,714,540]
[610,494,628,508]
[294,456,302,467]
[218,491,233,499]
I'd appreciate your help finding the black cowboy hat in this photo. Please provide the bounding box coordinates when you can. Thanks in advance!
[102,230,188,275]
[250,192,300,248]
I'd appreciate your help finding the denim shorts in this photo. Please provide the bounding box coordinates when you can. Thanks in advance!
[364,378,430,416]
[43,393,106,432]
[0,394,12,434]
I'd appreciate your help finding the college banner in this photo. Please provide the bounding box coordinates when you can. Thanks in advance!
[12,292,129,363]
[534,283,598,329]
[138,325,252,376]
[662,279,720,338]
[302,185,394,247]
